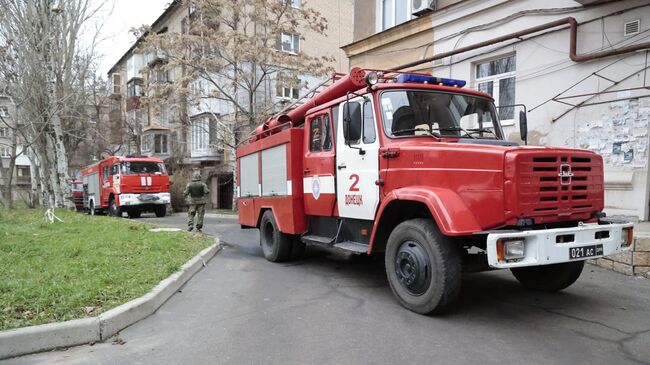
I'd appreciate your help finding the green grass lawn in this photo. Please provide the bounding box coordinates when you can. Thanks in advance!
[0,209,213,331]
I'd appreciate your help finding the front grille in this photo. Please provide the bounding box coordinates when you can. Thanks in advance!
[515,152,603,220]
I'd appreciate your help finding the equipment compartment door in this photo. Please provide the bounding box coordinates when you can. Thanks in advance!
[336,98,380,220]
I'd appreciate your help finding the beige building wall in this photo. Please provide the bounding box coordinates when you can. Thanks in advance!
[343,13,434,73]
[302,0,354,72]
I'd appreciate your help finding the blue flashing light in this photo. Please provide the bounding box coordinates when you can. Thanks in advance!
[395,74,466,88]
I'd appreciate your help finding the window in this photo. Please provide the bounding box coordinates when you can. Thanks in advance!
[380,0,413,31]
[288,0,300,8]
[127,78,143,97]
[103,166,109,182]
[0,107,9,117]
[379,90,503,139]
[475,54,516,123]
[154,134,168,154]
[323,114,332,151]
[192,118,210,152]
[110,164,120,175]
[126,54,144,80]
[159,105,169,126]
[17,167,30,178]
[276,76,301,100]
[279,33,300,53]
[309,117,322,152]
[363,101,376,144]
[121,161,165,174]
[141,134,151,151]
[112,74,121,95]
[0,127,8,137]
[0,146,10,158]
[152,69,169,83]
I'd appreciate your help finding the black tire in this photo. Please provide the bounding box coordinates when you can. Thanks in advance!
[384,218,462,315]
[511,261,584,292]
[108,198,121,217]
[259,210,292,262]
[127,209,141,219]
[289,236,306,261]
[154,205,167,218]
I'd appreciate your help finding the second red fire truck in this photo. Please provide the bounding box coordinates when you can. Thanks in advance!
[236,68,633,314]
[81,155,171,218]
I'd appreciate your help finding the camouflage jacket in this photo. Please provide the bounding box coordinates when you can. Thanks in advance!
[184,177,210,205]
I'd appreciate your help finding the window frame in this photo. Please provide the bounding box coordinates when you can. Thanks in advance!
[0,107,9,117]
[378,0,414,32]
[0,146,10,158]
[192,118,210,152]
[154,134,169,154]
[279,32,300,54]
[0,127,8,137]
[474,54,516,126]
[309,116,323,152]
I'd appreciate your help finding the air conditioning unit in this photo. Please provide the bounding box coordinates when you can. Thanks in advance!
[412,0,436,16]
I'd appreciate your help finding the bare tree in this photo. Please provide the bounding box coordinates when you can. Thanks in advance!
[0,0,106,208]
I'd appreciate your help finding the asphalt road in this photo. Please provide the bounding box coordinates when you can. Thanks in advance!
[4,213,650,365]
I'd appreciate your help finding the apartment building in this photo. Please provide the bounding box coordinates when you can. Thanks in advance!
[0,95,32,203]
[107,0,353,210]
[343,0,650,220]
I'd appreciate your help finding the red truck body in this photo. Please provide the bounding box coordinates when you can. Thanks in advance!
[236,68,633,314]
[81,155,170,218]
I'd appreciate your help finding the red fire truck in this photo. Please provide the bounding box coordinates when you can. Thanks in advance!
[236,68,634,314]
[69,179,84,211]
[81,155,170,218]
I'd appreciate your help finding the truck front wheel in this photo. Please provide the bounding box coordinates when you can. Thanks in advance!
[108,198,121,217]
[385,219,462,315]
[511,261,584,292]
[259,210,292,262]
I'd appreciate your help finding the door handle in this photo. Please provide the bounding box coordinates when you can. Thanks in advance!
[337,163,347,170]
[303,168,311,174]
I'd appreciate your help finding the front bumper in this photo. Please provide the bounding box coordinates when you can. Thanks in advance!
[487,222,633,269]
[119,192,170,206]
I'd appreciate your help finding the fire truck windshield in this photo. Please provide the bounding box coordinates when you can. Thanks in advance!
[120,161,166,174]
[380,90,503,140]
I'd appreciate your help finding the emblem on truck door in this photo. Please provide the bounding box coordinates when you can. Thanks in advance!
[558,164,574,185]
[312,175,321,200]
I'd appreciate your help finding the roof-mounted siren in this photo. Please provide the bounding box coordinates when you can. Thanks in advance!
[412,0,436,16]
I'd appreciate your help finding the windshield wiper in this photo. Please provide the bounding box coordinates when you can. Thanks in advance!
[438,127,475,139]
[392,128,440,138]
[466,128,498,138]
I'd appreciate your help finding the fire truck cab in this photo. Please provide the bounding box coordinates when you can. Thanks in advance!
[81,155,171,218]
[236,68,634,314]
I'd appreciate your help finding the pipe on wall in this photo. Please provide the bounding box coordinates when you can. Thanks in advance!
[394,17,650,70]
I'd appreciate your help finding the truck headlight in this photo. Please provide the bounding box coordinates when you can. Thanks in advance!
[621,227,634,248]
[497,238,526,262]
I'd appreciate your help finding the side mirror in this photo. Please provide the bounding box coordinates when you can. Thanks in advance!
[343,102,362,143]
[519,111,528,145]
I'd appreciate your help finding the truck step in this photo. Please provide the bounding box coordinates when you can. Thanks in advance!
[333,241,369,254]
[301,235,335,245]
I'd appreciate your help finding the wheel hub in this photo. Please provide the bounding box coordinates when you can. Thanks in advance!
[395,240,430,295]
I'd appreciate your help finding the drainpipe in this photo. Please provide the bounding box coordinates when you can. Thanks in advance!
[394,17,650,70]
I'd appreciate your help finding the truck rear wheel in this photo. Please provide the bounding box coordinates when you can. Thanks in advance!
[511,261,584,292]
[385,218,462,315]
[259,210,292,262]
[154,205,166,218]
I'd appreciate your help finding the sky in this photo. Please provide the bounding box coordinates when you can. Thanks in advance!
[95,0,170,76]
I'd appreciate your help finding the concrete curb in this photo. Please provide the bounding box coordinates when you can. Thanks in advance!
[205,213,238,220]
[0,238,222,360]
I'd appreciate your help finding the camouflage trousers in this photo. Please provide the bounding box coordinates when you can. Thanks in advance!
[188,204,206,229]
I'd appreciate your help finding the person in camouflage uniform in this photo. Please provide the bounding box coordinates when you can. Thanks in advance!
[184,172,210,232]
